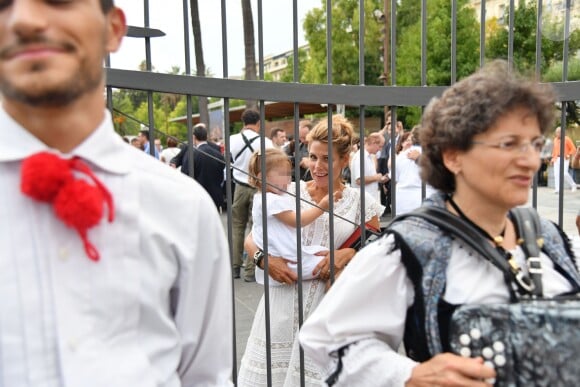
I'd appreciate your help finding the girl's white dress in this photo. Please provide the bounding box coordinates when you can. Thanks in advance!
[237,181,384,386]
[251,191,327,286]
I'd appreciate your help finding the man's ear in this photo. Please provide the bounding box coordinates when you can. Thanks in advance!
[442,148,462,176]
[105,7,127,54]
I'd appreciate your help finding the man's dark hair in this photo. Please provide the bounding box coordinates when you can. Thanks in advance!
[100,0,114,12]
[167,136,179,148]
[270,127,285,140]
[241,109,260,126]
[139,130,150,141]
[193,124,208,141]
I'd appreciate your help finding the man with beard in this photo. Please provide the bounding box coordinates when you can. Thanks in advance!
[0,1,232,386]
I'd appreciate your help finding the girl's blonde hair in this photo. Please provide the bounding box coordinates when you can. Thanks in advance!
[248,148,291,190]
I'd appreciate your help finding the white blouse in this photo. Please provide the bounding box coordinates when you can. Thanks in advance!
[299,233,575,386]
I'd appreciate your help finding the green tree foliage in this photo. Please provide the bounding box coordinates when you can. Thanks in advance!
[302,0,383,85]
[280,47,310,83]
[396,0,420,36]
[543,57,580,82]
[396,0,480,86]
[543,57,580,126]
[485,0,580,76]
[300,0,480,126]
[395,0,480,126]
[111,93,141,136]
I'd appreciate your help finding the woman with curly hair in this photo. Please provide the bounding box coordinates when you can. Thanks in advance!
[300,61,580,386]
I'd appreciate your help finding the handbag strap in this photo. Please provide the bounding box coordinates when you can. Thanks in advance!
[391,206,543,300]
[510,208,543,297]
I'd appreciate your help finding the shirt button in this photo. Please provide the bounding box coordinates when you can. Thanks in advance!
[58,247,69,261]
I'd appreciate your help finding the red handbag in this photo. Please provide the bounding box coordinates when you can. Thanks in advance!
[339,222,382,250]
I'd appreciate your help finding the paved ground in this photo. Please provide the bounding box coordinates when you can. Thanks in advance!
[227,185,580,369]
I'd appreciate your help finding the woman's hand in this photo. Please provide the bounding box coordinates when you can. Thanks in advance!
[406,353,496,387]
[245,232,297,285]
[267,256,298,285]
[313,248,356,281]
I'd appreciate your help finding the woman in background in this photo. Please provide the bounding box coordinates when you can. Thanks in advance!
[238,115,383,386]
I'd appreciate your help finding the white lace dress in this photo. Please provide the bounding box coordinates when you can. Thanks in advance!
[237,181,384,386]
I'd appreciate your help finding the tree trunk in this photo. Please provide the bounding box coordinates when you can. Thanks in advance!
[241,0,257,109]
[190,0,209,127]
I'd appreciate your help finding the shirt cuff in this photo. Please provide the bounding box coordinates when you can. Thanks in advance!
[329,338,417,387]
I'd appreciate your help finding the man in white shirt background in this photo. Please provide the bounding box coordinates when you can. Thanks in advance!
[230,109,273,282]
[0,1,232,386]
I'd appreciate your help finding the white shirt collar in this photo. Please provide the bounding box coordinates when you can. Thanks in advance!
[0,108,130,175]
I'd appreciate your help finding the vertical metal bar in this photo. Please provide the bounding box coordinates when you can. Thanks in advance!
[558,106,567,228]
[421,0,427,201]
[290,1,306,386]
[219,0,236,383]
[326,0,332,86]
[507,0,515,71]
[258,0,264,81]
[421,0,427,86]
[451,0,457,83]
[258,103,272,387]
[557,0,572,228]
[105,55,113,114]
[358,0,367,247]
[532,0,544,209]
[535,0,543,78]
[384,0,390,85]
[389,0,397,215]
[562,0,571,81]
[254,3,273,386]
[144,0,156,158]
[480,0,486,68]
[390,0,396,86]
[325,0,336,285]
[389,118,396,216]
[182,0,194,179]
[359,0,365,86]
[382,0,390,129]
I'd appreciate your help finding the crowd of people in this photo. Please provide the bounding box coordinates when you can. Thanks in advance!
[3,0,580,386]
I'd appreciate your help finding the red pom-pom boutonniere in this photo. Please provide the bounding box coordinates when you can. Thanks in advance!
[21,152,115,261]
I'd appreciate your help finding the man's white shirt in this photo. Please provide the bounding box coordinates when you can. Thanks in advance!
[0,108,233,387]
[230,129,273,184]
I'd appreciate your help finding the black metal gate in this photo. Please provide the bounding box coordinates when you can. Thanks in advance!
[105,1,580,385]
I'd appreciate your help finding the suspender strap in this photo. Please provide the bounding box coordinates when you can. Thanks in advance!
[391,206,544,301]
[511,208,544,297]
[234,131,259,161]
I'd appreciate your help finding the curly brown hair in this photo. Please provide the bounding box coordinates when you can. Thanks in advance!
[420,60,556,193]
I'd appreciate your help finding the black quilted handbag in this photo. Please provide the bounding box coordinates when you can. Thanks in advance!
[448,298,580,386]
[404,206,580,386]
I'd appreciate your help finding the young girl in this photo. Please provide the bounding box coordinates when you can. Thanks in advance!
[248,148,340,286]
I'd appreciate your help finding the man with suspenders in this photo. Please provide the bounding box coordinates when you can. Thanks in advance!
[230,109,273,281]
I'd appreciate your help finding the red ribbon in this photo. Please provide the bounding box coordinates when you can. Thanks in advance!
[21,152,115,261]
